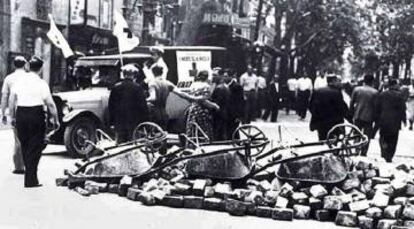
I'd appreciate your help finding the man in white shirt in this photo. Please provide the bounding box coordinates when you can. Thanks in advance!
[239,65,258,123]
[1,56,27,174]
[297,75,313,120]
[143,46,169,82]
[286,76,298,115]
[314,73,328,89]
[9,56,59,188]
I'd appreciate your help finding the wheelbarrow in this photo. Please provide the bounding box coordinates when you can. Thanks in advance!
[64,122,368,185]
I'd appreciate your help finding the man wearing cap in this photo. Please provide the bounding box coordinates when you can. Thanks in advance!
[109,64,149,143]
[9,56,60,188]
[1,56,27,174]
[309,75,349,140]
[143,46,169,81]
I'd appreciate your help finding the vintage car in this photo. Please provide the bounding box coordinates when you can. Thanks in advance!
[50,46,228,158]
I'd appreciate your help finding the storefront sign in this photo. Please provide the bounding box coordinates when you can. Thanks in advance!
[202,13,233,26]
[176,51,212,82]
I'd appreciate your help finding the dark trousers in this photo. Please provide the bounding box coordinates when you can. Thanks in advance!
[256,89,267,118]
[286,91,296,114]
[115,126,135,143]
[379,131,399,163]
[213,117,228,141]
[354,119,374,156]
[297,90,310,119]
[16,106,46,187]
[262,102,279,122]
[243,90,257,124]
[316,122,340,141]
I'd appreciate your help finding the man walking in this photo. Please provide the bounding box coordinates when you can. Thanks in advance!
[240,65,258,123]
[262,75,281,122]
[374,79,406,163]
[9,56,60,188]
[1,56,26,174]
[109,64,149,143]
[350,74,378,156]
[309,75,349,140]
[297,74,313,120]
[286,75,298,115]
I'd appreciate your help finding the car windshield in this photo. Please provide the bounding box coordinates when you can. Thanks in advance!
[74,66,120,88]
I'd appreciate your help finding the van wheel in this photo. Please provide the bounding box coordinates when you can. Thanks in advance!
[64,117,97,158]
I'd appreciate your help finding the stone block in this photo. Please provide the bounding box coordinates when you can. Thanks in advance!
[270,177,283,191]
[225,199,247,216]
[406,183,414,196]
[256,206,273,218]
[394,197,408,205]
[350,189,367,201]
[126,187,141,201]
[247,185,257,191]
[359,216,374,229]
[409,197,414,205]
[84,181,108,192]
[335,211,358,227]
[315,209,332,222]
[151,189,167,201]
[323,196,343,211]
[384,205,403,219]
[214,183,233,198]
[74,187,91,197]
[275,196,289,208]
[183,196,204,209]
[271,208,293,221]
[309,197,323,211]
[391,226,412,229]
[246,178,260,186]
[55,178,68,187]
[391,179,407,194]
[84,185,99,195]
[279,183,294,198]
[372,191,390,208]
[342,177,361,192]
[355,157,373,170]
[331,186,346,196]
[204,186,215,198]
[142,178,159,192]
[339,194,353,205]
[365,169,378,179]
[264,190,278,205]
[403,220,414,227]
[107,184,119,194]
[361,179,373,194]
[378,164,394,178]
[373,177,392,185]
[375,184,394,196]
[203,198,224,211]
[137,192,156,206]
[192,179,207,196]
[402,204,414,220]
[244,191,265,205]
[349,199,370,212]
[258,180,272,192]
[365,207,383,219]
[292,192,308,205]
[377,219,398,229]
[172,183,192,195]
[160,195,184,208]
[293,205,311,219]
[309,184,328,198]
[244,201,256,215]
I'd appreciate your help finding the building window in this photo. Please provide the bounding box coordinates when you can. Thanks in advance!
[37,0,51,21]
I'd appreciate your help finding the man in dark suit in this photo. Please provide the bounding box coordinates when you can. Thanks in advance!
[211,76,231,140]
[227,73,245,139]
[309,75,349,140]
[108,64,149,143]
[374,79,406,163]
[262,75,280,122]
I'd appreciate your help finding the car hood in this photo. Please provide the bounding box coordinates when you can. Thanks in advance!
[53,88,110,103]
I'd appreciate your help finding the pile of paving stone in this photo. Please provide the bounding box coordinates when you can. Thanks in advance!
[57,157,414,229]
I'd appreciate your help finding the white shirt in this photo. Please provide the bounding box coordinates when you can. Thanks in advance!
[1,69,27,97]
[287,78,298,91]
[297,77,313,91]
[257,76,267,89]
[143,57,169,82]
[240,72,258,91]
[11,72,51,107]
[314,76,327,89]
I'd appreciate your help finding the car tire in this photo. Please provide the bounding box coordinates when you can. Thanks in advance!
[64,117,97,158]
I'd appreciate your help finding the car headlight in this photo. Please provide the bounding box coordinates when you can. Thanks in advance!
[62,103,73,116]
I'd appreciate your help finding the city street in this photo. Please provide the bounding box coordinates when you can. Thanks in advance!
[0,113,413,229]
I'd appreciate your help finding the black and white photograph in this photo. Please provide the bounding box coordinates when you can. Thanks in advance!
[0,0,414,228]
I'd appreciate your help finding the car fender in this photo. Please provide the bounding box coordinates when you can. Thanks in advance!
[62,109,101,125]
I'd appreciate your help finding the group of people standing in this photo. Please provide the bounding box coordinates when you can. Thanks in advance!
[1,56,59,188]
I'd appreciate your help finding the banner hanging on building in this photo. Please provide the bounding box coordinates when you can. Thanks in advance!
[176,51,212,82]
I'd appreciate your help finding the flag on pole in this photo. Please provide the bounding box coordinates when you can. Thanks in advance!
[113,11,140,52]
[47,14,74,58]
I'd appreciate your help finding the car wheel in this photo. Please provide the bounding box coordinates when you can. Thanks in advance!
[64,117,97,158]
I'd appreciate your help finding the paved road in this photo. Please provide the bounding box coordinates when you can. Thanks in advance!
[0,113,413,229]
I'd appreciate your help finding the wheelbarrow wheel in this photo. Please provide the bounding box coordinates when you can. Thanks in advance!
[132,122,167,163]
[232,125,268,157]
[326,124,365,156]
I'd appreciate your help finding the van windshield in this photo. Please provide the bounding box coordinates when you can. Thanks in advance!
[73,66,120,88]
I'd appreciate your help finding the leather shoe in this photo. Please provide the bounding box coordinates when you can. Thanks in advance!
[25,184,43,188]
[12,169,25,175]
